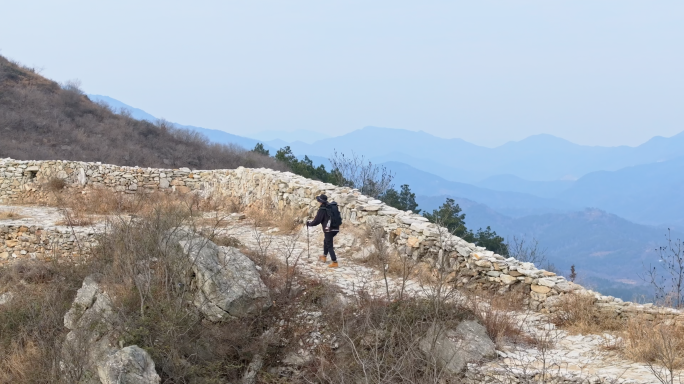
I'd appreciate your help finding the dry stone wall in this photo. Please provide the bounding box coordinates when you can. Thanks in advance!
[0,224,97,265]
[1,158,682,324]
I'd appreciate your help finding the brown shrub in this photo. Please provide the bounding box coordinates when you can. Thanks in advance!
[0,209,23,220]
[624,318,684,366]
[209,233,242,247]
[244,199,305,233]
[623,318,684,383]
[225,196,246,213]
[550,292,625,334]
[463,288,533,347]
[245,199,274,228]
[44,177,66,192]
[309,296,476,383]
[0,261,88,383]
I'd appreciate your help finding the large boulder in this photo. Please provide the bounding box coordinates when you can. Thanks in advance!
[62,274,117,382]
[62,274,161,384]
[97,346,160,384]
[419,320,496,375]
[165,230,272,321]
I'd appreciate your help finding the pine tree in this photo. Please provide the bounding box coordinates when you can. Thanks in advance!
[251,143,270,156]
[380,184,420,213]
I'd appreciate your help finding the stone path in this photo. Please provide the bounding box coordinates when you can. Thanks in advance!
[221,223,428,300]
[221,220,674,384]
[0,204,678,383]
[0,205,107,232]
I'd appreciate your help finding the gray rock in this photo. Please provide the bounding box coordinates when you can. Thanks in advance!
[97,346,160,384]
[0,291,13,305]
[419,320,496,375]
[500,274,517,285]
[351,243,376,260]
[242,354,264,384]
[282,351,313,366]
[62,274,118,383]
[170,232,272,321]
[64,274,112,330]
[78,168,87,186]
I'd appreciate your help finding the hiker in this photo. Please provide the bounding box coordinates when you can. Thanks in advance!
[306,194,342,268]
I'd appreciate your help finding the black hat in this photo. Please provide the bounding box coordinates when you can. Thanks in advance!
[316,194,328,203]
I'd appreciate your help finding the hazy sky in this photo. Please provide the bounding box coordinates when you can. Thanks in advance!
[1,1,682,147]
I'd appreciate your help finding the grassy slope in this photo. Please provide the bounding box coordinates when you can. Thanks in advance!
[0,56,285,171]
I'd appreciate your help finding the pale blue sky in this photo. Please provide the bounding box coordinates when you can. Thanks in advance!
[1,1,682,147]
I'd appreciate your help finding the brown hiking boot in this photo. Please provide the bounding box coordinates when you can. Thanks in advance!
[328,262,339,268]
[318,256,327,262]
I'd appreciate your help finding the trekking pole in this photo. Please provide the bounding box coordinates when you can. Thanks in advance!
[306,224,311,260]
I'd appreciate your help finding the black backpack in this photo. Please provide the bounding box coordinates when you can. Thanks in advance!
[325,202,343,227]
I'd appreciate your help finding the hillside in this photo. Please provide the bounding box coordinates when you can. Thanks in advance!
[0,56,284,171]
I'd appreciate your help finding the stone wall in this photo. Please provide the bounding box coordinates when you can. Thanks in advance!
[1,158,682,324]
[0,223,97,265]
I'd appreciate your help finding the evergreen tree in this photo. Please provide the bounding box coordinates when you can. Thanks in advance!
[473,226,508,256]
[424,198,508,254]
[381,184,420,213]
[275,146,335,183]
[423,198,472,240]
[251,142,270,156]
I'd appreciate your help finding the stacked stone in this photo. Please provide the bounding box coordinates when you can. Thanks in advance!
[0,224,96,264]
[1,158,683,323]
[464,365,654,384]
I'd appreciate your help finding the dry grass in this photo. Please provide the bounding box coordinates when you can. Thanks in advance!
[309,295,476,383]
[209,233,242,248]
[623,318,684,368]
[0,261,89,383]
[0,209,23,220]
[550,292,625,334]
[244,200,306,233]
[225,196,245,213]
[43,177,66,192]
[55,211,95,226]
[463,288,535,348]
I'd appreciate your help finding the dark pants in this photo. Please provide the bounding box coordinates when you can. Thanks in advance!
[324,231,338,262]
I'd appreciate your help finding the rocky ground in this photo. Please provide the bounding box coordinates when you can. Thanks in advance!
[223,221,673,384]
[0,204,680,383]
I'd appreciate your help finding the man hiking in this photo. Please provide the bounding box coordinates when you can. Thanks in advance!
[306,194,341,268]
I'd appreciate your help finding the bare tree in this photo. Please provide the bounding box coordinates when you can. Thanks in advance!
[329,150,394,198]
[644,326,684,384]
[507,236,547,266]
[367,224,392,300]
[643,229,684,308]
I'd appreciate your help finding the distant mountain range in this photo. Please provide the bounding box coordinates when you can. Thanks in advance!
[268,126,684,182]
[92,95,684,300]
[252,130,331,144]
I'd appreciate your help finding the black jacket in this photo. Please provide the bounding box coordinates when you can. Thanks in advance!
[307,203,340,232]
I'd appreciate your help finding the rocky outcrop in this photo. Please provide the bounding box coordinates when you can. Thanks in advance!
[419,320,496,375]
[97,346,160,384]
[62,274,160,384]
[164,230,272,321]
